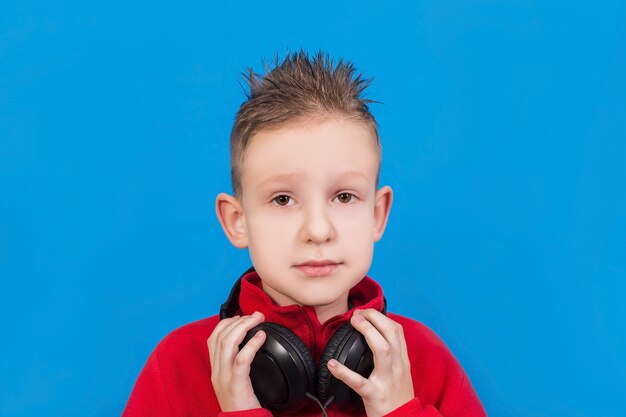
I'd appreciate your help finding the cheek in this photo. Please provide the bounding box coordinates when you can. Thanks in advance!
[340,205,375,235]
[338,208,376,252]
[247,212,295,252]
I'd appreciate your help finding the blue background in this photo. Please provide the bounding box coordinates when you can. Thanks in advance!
[1,1,625,416]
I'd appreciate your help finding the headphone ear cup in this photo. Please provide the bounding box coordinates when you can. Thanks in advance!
[240,322,316,413]
[317,322,374,408]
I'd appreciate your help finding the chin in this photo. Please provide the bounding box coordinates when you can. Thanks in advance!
[294,294,346,308]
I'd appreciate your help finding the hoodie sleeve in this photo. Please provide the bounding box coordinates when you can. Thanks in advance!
[218,409,273,417]
[121,320,276,417]
[121,347,275,417]
[382,397,441,417]
[121,349,175,417]
[381,375,486,417]
[385,314,487,417]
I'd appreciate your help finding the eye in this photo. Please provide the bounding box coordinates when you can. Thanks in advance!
[272,195,293,207]
[335,192,356,204]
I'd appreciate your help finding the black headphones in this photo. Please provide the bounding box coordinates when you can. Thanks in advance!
[219,266,387,413]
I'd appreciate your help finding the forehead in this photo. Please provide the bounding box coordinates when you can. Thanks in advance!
[240,117,380,188]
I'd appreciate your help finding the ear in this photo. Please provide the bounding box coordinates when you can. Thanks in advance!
[373,186,393,242]
[215,192,249,248]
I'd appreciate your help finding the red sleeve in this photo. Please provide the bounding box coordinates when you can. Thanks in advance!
[382,397,441,417]
[121,347,274,417]
[218,409,273,417]
[121,317,275,417]
[388,314,487,417]
[381,372,485,417]
[122,350,174,417]
[429,350,485,416]
[381,375,485,417]
[446,372,486,416]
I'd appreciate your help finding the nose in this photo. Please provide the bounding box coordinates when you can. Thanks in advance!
[299,204,335,244]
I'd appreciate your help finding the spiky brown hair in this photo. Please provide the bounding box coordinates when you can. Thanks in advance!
[230,50,381,198]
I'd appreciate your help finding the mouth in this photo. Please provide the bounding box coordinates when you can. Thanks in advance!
[294,260,342,277]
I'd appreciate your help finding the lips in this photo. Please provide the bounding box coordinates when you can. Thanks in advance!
[294,260,341,277]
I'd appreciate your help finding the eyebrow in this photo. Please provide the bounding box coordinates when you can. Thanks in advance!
[335,170,372,183]
[259,170,371,187]
[259,172,305,187]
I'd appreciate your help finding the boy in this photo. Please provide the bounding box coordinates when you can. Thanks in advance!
[122,50,486,417]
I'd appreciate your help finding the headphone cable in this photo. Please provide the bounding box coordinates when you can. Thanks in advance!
[305,392,335,417]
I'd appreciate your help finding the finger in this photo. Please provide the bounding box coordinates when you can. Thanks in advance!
[209,316,241,357]
[231,330,266,380]
[327,358,370,398]
[360,309,410,368]
[210,316,243,362]
[217,313,263,376]
[219,315,249,341]
[209,316,241,375]
[359,309,405,352]
[214,313,257,358]
[351,310,393,370]
[215,316,251,379]
[218,312,265,371]
[221,312,264,344]
[213,315,251,381]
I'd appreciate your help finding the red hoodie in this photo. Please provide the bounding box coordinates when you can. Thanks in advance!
[122,271,486,417]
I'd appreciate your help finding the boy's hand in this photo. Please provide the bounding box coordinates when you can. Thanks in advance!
[327,309,415,417]
[207,312,267,412]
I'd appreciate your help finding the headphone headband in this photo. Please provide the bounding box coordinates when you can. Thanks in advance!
[219,266,255,320]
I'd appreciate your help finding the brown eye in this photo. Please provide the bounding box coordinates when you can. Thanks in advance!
[336,193,354,204]
[273,195,292,206]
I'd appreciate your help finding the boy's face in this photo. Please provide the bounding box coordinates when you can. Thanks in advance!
[217,116,392,317]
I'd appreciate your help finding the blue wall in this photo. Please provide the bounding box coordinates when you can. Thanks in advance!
[1,2,624,416]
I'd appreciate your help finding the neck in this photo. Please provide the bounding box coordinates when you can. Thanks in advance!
[261,281,351,324]
[313,294,350,324]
